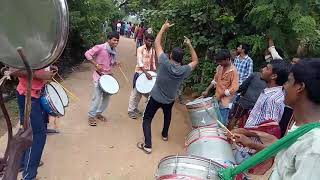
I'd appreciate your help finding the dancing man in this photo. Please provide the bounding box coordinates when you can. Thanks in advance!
[137,20,199,154]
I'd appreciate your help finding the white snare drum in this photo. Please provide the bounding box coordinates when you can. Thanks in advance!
[99,75,120,95]
[185,127,236,166]
[40,84,65,117]
[156,155,226,180]
[50,82,69,107]
[136,71,157,94]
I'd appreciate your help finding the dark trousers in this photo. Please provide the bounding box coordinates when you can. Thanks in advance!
[143,96,174,148]
[17,92,48,180]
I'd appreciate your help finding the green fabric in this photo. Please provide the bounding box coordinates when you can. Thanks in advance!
[218,122,320,180]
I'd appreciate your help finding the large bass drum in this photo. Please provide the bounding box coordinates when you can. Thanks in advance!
[0,0,69,69]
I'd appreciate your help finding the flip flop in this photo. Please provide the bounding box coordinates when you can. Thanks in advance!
[88,117,97,126]
[96,114,107,122]
[136,142,152,154]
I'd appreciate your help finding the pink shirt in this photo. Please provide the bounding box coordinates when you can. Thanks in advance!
[85,43,114,82]
[17,69,46,98]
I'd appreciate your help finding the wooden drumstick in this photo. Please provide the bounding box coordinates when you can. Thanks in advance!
[118,66,129,83]
[216,119,236,140]
[52,78,80,101]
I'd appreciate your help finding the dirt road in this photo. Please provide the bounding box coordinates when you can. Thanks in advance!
[36,37,191,180]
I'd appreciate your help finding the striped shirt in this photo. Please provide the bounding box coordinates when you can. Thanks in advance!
[239,86,285,153]
[233,55,253,84]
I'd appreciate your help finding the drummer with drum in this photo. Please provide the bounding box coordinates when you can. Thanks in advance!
[202,49,239,126]
[10,66,57,180]
[85,31,120,126]
[128,33,157,119]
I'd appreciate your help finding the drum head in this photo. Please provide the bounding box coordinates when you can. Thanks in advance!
[99,75,120,94]
[47,84,65,116]
[186,97,213,106]
[0,0,69,69]
[136,71,157,94]
[50,82,69,106]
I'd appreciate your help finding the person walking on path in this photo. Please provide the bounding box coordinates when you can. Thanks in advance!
[137,20,199,154]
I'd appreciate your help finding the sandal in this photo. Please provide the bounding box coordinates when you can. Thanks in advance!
[96,114,107,122]
[136,142,152,154]
[88,117,97,126]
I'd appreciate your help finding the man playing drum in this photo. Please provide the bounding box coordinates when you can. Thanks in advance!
[128,33,156,119]
[228,60,289,174]
[202,49,240,125]
[85,31,120,126]
[137,20,199,154]
[10,67,57,180]
[229,59,320,179]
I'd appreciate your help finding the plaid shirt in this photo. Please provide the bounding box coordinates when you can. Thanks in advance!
[238,86,285,154]
[233,55,253,84]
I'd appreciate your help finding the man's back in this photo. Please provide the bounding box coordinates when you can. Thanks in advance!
[239,72,267,109]
[151,53,192,104]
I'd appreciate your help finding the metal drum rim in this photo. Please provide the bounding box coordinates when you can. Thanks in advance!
[45,84,65,116]
[98,75,120,95]
[158,155,224,168]
[0,0,69,70]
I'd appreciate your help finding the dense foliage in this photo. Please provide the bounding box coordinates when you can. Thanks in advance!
[124,0,320,92]
[56,0,124,75]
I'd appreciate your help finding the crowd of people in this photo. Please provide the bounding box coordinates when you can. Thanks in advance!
[7,18,320,179]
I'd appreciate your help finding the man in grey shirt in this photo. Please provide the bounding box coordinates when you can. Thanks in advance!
[137,20,199,154]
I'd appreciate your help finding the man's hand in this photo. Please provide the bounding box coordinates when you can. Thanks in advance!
[201,91,209,97]
[50,65,58,74]
[161,20,174,32]
[234,133,253,147]
[231,128,251,135]
[145,72,152,80]
[41,71,56,80]
[114,61,121,67]
[251,131,278,146]
[184,36,192,46]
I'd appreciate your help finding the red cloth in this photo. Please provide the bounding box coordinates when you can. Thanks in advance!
[244,120,281,175]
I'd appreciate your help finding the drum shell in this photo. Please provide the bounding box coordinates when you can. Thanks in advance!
[186,98,219,128]
[185,127,236,166]
[156,155,224,180]
[40,84,64,117]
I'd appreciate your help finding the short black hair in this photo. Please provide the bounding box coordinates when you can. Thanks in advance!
[215,49,231,62]
[107,31,120,40]
[291,58,320,104]
[269,59,290,86]
[144,33,154,41]
[171,47,184,63]
[241,43,250,54]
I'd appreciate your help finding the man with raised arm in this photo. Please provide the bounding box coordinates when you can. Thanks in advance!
[137,20,199,154]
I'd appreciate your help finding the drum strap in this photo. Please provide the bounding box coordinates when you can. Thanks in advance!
[219,122,320,180]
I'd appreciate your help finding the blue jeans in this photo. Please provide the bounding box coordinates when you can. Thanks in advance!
[88,83,111,118]
[17,92,48,180]
[219,106,230,126]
